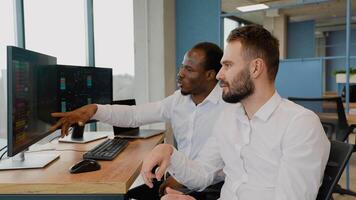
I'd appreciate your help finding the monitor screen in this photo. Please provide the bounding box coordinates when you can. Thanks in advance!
[55,65,113,113]
[7,46,57,157]
[41,65,113,142]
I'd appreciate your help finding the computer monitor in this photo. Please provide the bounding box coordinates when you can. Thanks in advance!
[0,46,59,170]
[50,65,113,143]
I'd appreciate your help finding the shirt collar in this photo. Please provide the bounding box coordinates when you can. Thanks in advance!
[234,91,282,123]
[235,103,248,123]
[198,83,222,105]
[253,91,282,122]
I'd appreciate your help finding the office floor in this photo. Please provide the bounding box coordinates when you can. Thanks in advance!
[334,134,356,200]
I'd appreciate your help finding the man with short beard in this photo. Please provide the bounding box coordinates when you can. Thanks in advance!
[141,25,331,200]
[50,42,227,199]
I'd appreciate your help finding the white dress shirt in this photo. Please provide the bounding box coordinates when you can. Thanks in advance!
[92,84,228,160]
[168,92,331,200]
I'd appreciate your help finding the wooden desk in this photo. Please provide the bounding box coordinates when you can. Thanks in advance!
[344,103,356,110]
[0,133,164,195]
[318,113,356,126]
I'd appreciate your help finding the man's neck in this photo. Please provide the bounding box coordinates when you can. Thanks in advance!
[191,82,217,105]
[241,84,275,119]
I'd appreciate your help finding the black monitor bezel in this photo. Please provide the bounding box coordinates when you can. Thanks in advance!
[7,46,57,157]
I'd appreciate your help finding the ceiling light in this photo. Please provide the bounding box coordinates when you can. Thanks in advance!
[236,4,269,12]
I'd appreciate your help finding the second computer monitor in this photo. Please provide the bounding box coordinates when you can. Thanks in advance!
[55,65,113,112]
[51,65,113,143]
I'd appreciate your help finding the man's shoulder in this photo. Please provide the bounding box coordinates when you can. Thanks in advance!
[279,98,318,120]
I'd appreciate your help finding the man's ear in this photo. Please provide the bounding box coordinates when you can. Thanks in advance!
[206,69,217,81]
[250,58,264,79]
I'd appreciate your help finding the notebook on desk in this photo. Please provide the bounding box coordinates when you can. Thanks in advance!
[112,99,164,139]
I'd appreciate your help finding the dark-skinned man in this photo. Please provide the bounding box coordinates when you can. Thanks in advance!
[50,42,228,199]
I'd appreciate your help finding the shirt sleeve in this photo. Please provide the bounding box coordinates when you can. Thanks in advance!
[168,130,224,191]
[275,111,331,200]
[91,92,177,127]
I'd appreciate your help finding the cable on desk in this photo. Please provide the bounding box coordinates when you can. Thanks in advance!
[0,145,7,152]
[0,150,7,160]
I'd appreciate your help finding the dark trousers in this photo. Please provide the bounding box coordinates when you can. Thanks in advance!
[126,180,162,200]
[126,181,223,200]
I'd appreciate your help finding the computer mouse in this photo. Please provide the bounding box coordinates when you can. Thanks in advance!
[69,159,101,174]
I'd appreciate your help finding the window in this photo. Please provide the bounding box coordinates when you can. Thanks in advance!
[93,0,134,131]
[0,0,16,138]
[93,0,135,100]
[223,18,239,48]
[24,0,86,65]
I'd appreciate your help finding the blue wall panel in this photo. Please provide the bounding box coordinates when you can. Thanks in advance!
[175,0,220,70]
[276,58,323,98]
[325,29,356,92]
[287,20,315,59]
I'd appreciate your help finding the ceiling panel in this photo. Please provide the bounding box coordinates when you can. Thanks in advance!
[221,0,356,31]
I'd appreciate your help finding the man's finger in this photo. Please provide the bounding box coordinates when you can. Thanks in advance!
[63,122,72,137]
[156,161,169,181]
[61,121,70,138]
[51,112,66,117]
[141,171,154,188]
[49,117,66,133]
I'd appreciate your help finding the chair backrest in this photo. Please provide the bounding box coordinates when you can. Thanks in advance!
[316,140,354,200]
[288,97,350,142]
[342,85,356,102]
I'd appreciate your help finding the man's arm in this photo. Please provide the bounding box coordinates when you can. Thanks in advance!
[50,92,177,137]
[141,134,224,191]
[275,111,331,200]
[92,98,173,127]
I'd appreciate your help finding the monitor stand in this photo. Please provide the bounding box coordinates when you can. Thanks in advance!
[58,124,107,144]
[0,151,59,170]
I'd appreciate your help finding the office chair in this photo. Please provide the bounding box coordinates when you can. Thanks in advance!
[342,85,356,102]
[289,96,356,197]
[316,140,354,200]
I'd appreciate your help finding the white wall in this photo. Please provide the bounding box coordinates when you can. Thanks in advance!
[133,0,176,143]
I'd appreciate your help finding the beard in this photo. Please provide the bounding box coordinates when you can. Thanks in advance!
[221,67,255,103]
[180,89,190,96]
[179,81,192,96]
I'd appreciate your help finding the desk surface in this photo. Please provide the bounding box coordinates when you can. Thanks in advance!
[0,133,164,194]
[318,113,356,126]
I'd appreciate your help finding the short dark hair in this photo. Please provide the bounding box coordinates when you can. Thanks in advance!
[227,25,279,81]
[192,42,223,74]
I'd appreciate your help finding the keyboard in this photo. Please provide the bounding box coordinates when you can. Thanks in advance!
[83,138,129,160]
